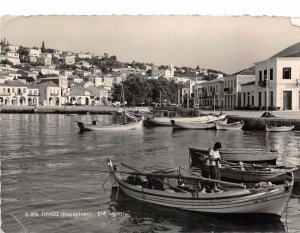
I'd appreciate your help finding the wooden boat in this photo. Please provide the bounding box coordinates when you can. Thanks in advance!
[189,153,296,183]
[216,120,244,130]
[171,120,216,130]
[189,147,278,164]
[145,113,226,127]
[107,160,294,217]
[266,125,294,132]
[77,117,143,131]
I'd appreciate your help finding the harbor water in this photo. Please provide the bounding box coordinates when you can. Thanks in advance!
[1,113,300,233]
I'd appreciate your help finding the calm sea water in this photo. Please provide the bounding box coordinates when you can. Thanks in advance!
[1,113,300,233]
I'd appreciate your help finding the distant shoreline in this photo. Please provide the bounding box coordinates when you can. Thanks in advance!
[0,105,150,114]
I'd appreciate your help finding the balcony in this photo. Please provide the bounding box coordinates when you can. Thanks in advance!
[0,92,11,96]
[258,80,266,87]
[224,88,233,93]
[28,94,39,96]
[50,93,60,97]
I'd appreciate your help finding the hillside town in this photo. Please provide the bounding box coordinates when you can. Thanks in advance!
[1,39,300,111]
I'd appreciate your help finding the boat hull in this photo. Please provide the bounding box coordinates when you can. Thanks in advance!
[216,121,244,130]
[145,114,226,127]
[220,167,295,183]
[171,120,216,130]
[189,147,278,164]
[77,119,143,131]
[266,125,294,132]
[113,172,293,216]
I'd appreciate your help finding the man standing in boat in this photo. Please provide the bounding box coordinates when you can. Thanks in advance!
[207,141,222,191]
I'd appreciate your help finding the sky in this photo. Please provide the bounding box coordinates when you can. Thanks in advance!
[1,15,300,74]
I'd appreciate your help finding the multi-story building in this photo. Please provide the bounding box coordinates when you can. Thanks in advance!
[63,56,75,65]
[33,81,61,106]
[77,52,92,59]
[0,80,39,106]
[223,67,255,109]
[197,78,224,109]
[28,48,41,57]
[251,54,300,110]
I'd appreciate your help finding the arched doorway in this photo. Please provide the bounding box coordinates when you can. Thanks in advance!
[32,97,38,106]
[5,98,10,105]
[55,97,60,106]
[85,97,89,105]
[49,97,54,106]
[70,97,76,105]
[12,96,18,105]
[77,97,82,105]
[28,97,33,105]
[19,97,26,106]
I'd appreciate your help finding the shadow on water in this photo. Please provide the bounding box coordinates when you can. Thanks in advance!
[109,189,286,233]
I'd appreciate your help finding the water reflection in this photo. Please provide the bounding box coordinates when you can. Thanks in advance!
[1,113,300,232]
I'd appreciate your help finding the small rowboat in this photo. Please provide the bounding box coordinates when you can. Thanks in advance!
[144,113,226,127]
[266,125,294,132]
[77,118,143,131]
[216,121,244,130]
[171,120,216,130]
[189,153,296,183]
[107,160,294,217]
[189,147,278,164]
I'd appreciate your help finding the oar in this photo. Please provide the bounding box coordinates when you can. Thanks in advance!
[171,161,246,189]
[121,163,188,193]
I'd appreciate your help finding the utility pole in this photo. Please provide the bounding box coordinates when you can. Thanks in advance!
[266,59,269,114]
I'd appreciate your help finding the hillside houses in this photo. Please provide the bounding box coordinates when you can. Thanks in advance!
[1,40,300,110]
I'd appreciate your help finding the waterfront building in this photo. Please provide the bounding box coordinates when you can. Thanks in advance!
[69,85,93,105]
[38,75,69,104]
[223,67,255,109]
[86,85,108,105]
[0,80,39,106]
[252,54,300,110]
[33,81,61,106]
[197,78,224,109]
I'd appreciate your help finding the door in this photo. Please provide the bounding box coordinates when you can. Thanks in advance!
[283,91,292,110]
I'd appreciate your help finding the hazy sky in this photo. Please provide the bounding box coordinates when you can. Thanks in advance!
[1,15,300,74]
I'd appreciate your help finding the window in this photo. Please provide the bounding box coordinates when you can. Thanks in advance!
[270,68,273,80]
[12,88,15,93]
[264,70,267,80]
[8,88,10,93]
[283,67,291,79]
[259,71,262,81]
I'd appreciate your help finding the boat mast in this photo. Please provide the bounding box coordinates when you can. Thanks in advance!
[266,59,269,115]
[121,82,126,123]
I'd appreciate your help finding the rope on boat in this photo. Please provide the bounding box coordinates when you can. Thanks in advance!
[10,212,28,233]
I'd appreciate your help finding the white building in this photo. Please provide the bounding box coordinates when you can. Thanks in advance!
[252,54,300,110]
[33,81,61,106]
[0,80,39,106]
[223,67,255,109]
